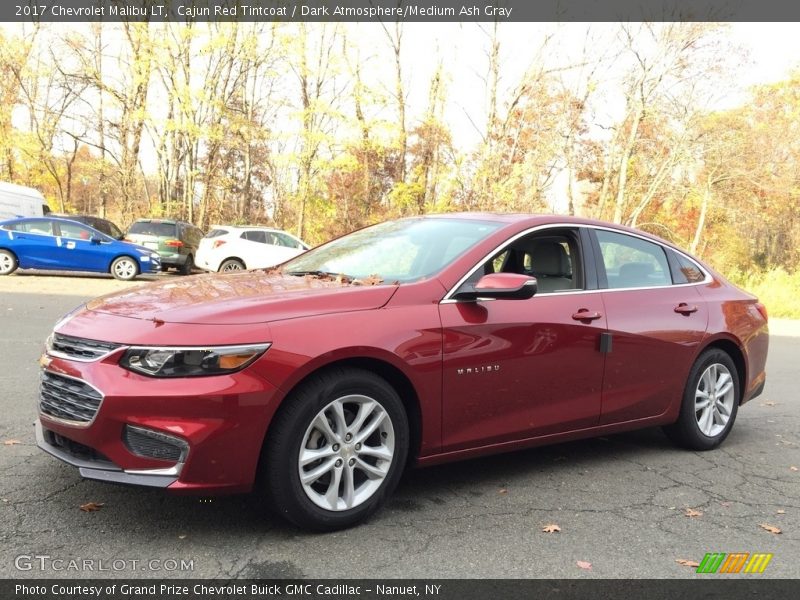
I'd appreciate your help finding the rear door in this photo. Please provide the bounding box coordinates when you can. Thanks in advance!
[590,228,709,424]
[439,226,607,451]
[4,219,59,268]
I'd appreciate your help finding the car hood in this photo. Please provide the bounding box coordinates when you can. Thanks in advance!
[85,271,399,325]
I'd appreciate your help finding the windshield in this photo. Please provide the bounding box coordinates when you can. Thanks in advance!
[283,217,502,283]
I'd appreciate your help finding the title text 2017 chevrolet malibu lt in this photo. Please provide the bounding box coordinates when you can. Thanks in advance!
[36,214,768,530]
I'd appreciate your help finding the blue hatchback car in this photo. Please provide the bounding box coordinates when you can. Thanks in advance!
[0,217,161,280]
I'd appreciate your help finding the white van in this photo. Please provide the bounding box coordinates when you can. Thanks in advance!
[0,182,49,221]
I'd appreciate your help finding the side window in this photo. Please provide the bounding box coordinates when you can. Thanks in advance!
[669,250,706,284]
[274,232,303,249]
[108,222,123,240]
[596,230,670,289]
[7,220,54,235]
[459,230,582,294]
[58,222,94,240]
[242,231,267,244]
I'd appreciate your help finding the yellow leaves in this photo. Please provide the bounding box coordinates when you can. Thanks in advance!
[79,502,105,512]
[675,559,700,568]
[684,508,703,518]
[542,524,561,533]
[759,523,782,535]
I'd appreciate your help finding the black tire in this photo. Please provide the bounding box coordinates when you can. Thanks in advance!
[179,254,194,275]
[110,256,139,281]
[219,258,245,272]
[0,249,18,275]
[261,367,409,531]
[663,348,740,451]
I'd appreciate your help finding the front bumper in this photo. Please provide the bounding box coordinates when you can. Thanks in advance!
[36,349,280,494]
[35,421,177,488]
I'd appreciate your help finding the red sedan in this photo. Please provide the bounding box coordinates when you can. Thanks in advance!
[36,214,768,530]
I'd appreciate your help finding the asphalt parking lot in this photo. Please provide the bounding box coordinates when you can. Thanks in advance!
[0,272,798,579]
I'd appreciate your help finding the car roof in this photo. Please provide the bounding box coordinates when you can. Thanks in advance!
[419,212,699,256]
[211,225,290,233]
[132,218,178,225]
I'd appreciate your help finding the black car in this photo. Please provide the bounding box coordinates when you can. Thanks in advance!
[51,214,124,240]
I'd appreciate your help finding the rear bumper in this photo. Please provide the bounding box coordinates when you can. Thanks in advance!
[159,253,190,266]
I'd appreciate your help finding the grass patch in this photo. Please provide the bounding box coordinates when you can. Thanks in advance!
[727,268,800,319]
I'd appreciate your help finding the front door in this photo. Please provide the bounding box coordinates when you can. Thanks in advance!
[439,228,607,452]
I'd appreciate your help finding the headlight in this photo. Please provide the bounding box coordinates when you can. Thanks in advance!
[120,344,270,378]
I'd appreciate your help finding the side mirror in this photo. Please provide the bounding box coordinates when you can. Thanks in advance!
[453,273,538,301]
[90,236,103,245]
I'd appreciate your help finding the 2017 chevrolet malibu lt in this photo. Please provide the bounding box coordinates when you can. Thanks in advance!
[36,214,768,530]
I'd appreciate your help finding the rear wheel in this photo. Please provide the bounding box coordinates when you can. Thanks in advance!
[110,256,138,281]
[220,258,245,272]
[664,348,740,451]
[0,250,18,275]
[179,254,194,275]
[261,367,409,531]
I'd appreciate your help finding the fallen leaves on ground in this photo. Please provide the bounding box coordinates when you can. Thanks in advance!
[498,488,508,495]
[759,523,782,534]
[576,561,592,570]
[79,502,105,512]
[178,535,186,539]
[777,509,785,515]
[676,559,700,568]
[542,524,561,533]
[3,440,21,446]
[684,508,703,518]
[761,401,777,407]
[790,466,798,472]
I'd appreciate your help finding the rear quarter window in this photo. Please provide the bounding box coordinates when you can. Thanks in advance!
[670,251,706,284]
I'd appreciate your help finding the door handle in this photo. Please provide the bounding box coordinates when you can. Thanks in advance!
[572,310,602,321]
[674,303,698,315]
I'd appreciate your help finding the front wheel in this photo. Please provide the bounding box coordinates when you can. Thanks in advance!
[0,249,18,275]
[110,256,139,281]
[261,367,409,531]
[663,348,740,451]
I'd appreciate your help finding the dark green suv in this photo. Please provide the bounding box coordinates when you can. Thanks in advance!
[125,219,204,275]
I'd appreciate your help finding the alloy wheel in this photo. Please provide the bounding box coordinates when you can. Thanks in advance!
[694,363,735,437]
[113,258,136,280]
[0,252,14,274]
[298,394,395,511]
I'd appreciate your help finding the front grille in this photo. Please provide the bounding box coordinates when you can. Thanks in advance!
[39,371,103,424]
[48,333,121,361]
[123,426,187,462]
